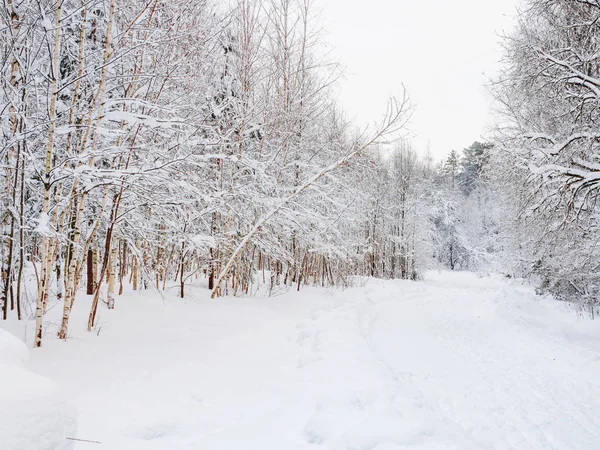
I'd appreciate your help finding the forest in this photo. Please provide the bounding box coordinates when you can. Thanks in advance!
[4,0,600,449]
[2,0,600,348]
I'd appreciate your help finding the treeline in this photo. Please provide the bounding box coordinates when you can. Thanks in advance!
[0,0,414,347]
[4,0,598,350]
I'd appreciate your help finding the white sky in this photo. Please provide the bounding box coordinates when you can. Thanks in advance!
[319,0,519,160]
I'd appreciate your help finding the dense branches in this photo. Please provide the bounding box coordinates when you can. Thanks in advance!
[0,0,420,345]
[3,0,578,349]
[492,0,600,312]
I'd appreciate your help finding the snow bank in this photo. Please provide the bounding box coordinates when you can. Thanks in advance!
[0,329,77,450]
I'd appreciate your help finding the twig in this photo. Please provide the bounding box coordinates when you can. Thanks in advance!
[66,437,102,444]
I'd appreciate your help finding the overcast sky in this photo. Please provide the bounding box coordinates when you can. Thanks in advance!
[319,0,519,160]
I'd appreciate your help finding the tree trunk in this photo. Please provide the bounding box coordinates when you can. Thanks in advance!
[35,0,64,348]
[86,248,94,295]
[119,241,127,295]
[107,245,117,309]
[88,222,114,331]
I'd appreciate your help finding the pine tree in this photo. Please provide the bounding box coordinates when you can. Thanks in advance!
[442,149,460,190]
[459,141,492,195]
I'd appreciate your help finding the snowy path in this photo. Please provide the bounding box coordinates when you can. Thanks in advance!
[359,274,600,449]
[19,272,600,449]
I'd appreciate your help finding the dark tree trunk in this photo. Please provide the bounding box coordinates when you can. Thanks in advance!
[86,248,94,295]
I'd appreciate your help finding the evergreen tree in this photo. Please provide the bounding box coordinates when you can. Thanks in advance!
[441,149,460,189]
[459,141,492,195]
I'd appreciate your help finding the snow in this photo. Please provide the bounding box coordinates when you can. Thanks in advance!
[41,18,53,32]
[0,329,77,450]
[190,234,216,249]
[34,212,52,236]
[5,271,600,449]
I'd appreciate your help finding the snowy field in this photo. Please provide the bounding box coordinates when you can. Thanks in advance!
[3,271,600,449]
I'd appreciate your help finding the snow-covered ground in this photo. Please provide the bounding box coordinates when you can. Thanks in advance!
[3,271,600,449]
[0,328,76,449]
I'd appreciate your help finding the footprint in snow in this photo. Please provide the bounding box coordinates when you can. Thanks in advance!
[133,423,174,441]
[304,427,326,445]
[297,354,323,368]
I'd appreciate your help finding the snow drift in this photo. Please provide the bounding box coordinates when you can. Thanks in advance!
[0,328,77,450]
